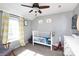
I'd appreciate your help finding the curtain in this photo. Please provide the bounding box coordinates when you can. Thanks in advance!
[2,12,9,45]
[77,16,79,31]
[19,17,25,46]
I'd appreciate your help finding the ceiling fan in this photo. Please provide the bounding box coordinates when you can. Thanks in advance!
[21,3,50,14]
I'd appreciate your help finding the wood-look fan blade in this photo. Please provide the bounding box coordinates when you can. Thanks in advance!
[38,10,42,13]
[21,4,33,8]
[39,6,50,9]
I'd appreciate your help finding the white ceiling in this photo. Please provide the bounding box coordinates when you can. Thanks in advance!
[0,3,78,20]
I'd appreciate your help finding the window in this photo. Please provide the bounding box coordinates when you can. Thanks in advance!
[8,17,20,42]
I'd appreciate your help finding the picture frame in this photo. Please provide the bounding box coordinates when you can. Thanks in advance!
[72,14,78,29]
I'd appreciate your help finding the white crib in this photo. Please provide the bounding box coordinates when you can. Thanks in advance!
[32,31,55,51]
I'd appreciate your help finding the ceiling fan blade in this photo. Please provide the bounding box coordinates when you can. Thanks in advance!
[21,4,33,8]
[38,10,42,14]
[29,10,33,13]
[39,6,50,9]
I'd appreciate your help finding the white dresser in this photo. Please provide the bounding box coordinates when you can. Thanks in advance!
[64,36,79,56]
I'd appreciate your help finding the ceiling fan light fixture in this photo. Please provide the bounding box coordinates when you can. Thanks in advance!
[33,7,39,11]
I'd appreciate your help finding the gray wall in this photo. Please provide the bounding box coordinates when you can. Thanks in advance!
[24,20,32,44]
[31,11,73,45]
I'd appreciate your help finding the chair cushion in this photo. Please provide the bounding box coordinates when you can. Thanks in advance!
[0,47,8,53]
[0,43,12,56]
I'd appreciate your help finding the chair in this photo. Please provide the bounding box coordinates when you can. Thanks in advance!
[0,43,15,56]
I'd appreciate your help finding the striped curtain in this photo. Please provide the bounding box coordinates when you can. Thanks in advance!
[2,12,9,45]
[19,17,25,46]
